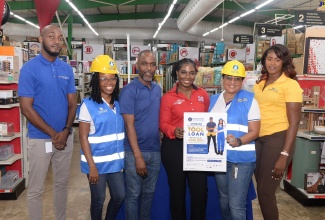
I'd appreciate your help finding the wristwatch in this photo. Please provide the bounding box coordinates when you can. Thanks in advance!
[236,138,242,146]
[63,126,73,135]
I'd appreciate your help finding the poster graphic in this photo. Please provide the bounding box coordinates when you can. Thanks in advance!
[183,112,227,172]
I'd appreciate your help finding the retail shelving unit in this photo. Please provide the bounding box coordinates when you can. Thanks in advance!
[119,74,164,94]
[0,81,26,200]
[283,108,325,206]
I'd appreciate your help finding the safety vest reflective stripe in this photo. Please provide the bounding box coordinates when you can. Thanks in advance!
[81,151,125,163]
[88,132,124,143]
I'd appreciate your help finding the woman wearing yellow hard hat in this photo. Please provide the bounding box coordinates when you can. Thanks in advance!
[78,55,125,220]
[208,60,261,220]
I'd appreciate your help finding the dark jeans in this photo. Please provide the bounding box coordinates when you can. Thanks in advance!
[207,135,216,152]
[88,172,125,220]
[161,136,207,220]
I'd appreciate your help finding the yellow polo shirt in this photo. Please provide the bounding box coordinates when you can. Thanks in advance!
[253,73,302,137]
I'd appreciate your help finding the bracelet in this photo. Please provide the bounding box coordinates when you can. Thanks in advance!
[280,151,289,156]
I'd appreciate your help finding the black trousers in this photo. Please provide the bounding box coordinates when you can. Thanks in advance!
[161,136,207,220]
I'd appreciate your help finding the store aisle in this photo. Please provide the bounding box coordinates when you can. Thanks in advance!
[0,127,324,220]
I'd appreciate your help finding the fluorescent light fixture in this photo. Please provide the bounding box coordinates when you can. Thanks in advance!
[255,0,274,10]
[153,0,177,38]
[210,27,219,32]
[240,9,255,17]
[228,16,240,24]
[65,0,98,36]
[219,22,228,28]
[260,35,266,38]
[10,11,39,29]
[294,25,304,29]
[203,32,210,36]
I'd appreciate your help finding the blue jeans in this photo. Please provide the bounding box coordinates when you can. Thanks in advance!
[124,151,161,220]
[215,162,255,220]
[88,171,125,220]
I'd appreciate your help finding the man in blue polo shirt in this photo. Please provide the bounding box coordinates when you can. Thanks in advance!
[119,50,161,220]
[18,25,77,220]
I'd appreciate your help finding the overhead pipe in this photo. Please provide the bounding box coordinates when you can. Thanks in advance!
[177,0,224,32]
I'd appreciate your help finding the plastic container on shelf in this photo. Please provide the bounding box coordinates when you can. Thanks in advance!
[0,170,20,189]
[0,144,14,161]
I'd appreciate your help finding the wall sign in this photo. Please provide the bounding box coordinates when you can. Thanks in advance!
[233,35,253,44]
[256,24,282,36]
[295,10,325,26]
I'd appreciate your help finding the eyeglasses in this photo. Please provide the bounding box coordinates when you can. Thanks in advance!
[99,77,118,83]
[224,75,242,83]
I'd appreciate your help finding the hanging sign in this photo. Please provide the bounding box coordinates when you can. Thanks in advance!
[256,24,282,36]
[130,45,150,57]
[156,43,172,51]
[178,47,199,61]
[113,44,128,51]
[294,10,325,26]
[233,35,253,44]
[200,45,215,53]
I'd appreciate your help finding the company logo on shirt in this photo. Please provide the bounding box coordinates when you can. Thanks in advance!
[198,96,204,102]
[98,107,108,114]
[58,76,69,80]
[174,99,185,105]
[268,87,278,93]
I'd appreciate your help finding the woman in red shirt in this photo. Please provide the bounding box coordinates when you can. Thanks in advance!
[159,58,210,220]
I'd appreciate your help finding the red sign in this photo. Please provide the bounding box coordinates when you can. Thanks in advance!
[84,46,93,54]
[229,50,237,59]
[180,48,188,57]
[132,47,140,56]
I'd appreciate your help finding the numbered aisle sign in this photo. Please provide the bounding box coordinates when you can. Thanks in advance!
[294,10,325,26]
[256,24,282,36]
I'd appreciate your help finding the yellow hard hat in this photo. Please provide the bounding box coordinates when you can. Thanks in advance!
[90,55,118,74]
[221,60,246,77]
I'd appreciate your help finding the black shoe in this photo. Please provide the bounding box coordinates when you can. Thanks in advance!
[220,151,223,155]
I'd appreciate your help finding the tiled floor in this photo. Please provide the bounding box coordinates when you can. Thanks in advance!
[0,127,324,220]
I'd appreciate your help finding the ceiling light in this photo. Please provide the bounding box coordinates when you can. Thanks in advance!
[228,16,240,24]
[10,12,39,29]
[255,0,274,10]
[240,9,256,18]
[294,25,304,29]
[203,32,210,36]
[210,27,219,33]
[65,0,98,36]
[219,23,228,28]
[153,1,177,38]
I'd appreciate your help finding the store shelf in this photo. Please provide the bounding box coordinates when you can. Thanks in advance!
[0,178,25,200]
[0,132,21,142]
[0,80,18,84]
[296,130,325,140]
[0,103,19,109]
[284,180,325,206]
[0,154,22,165]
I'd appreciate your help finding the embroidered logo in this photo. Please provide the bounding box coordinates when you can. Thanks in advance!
[198,96,204,102]
[98,107,108,114]
[174,99,185,105]
[58,76,69,80]
[268,87,278,92]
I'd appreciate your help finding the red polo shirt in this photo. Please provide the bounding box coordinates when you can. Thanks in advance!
[160,84,210,139]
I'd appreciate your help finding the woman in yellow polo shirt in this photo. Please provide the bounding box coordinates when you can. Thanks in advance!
[253,44,302,220]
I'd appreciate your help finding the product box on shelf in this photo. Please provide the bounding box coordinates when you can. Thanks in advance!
[0,165,6,176]
[0,144,15,161]
[304,172,325,193]
[0,170,20,189]
[0,90,17,98]
[0,97,14,105]
[0,122,14,137]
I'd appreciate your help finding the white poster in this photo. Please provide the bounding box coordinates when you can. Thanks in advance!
[270,36,285,46]
[178,47,199,61]
[227,48,246,61]
[131,45,151,57]
[245,43,255,63]
[183,112,227,172]
[82,44,104,61]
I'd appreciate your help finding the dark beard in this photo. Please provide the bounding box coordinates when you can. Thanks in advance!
[43,44,61,57]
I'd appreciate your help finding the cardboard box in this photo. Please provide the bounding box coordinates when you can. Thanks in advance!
[288,47,295,55]
[0,97,14,105]
[293,57,304,75]
[282,28,296,41]
[0,90,14,98]
[296,43,304,55]
[304,172,325,193]
[295,33,305,43]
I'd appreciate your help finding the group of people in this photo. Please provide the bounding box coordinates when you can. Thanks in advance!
[18,24,302,220]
